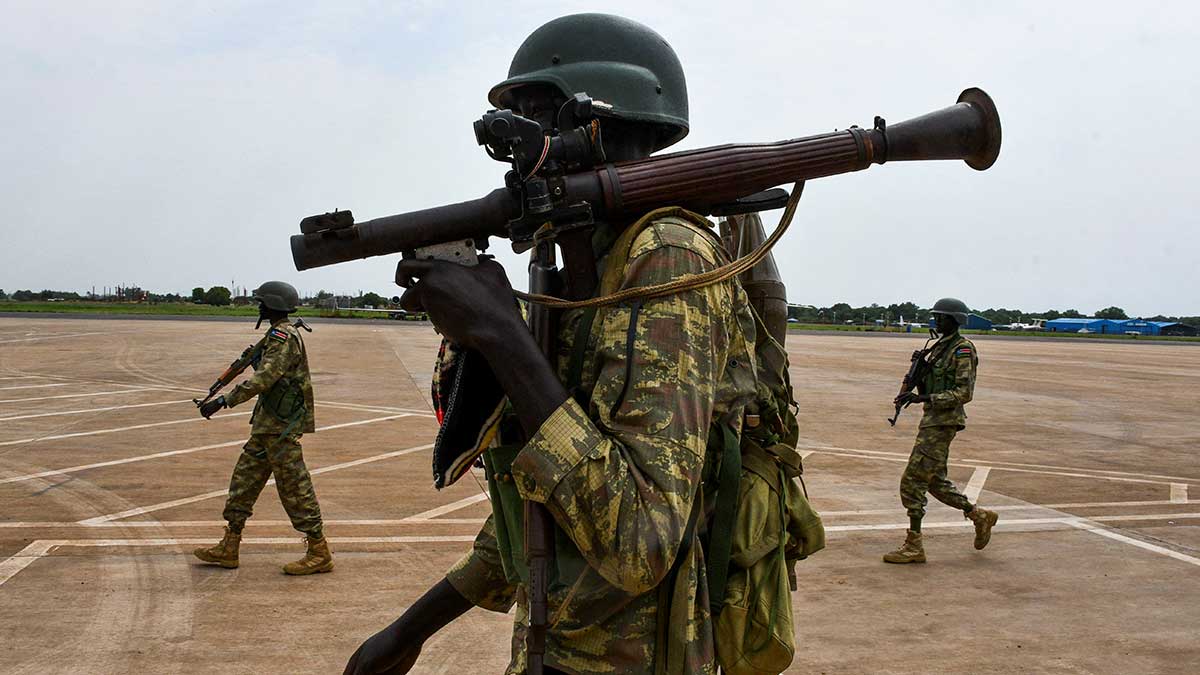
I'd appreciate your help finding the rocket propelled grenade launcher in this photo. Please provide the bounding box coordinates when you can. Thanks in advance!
[292,88,1001,271]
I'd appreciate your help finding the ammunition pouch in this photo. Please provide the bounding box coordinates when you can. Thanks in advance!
[261,376,305,423]
[485,438,588,592]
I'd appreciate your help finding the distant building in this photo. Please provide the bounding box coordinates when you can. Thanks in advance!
[1044,317,1115,333]
[1044,317,1198,336]
[1113,319,1198,337]
[1158,322,1199,337]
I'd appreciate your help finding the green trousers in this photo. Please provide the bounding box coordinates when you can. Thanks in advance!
[222,432,324,538]
[900,425,972,519]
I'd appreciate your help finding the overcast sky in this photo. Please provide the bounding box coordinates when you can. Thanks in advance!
[2,1,1197,316]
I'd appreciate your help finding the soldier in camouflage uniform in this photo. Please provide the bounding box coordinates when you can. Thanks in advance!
[884,297,998,564]
[193,281,333,575]
[344,15,759,675]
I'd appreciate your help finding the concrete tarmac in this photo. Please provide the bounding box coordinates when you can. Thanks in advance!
[0,317,1197,673]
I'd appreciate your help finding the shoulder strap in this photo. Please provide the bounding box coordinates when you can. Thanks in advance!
[597,207,717,296]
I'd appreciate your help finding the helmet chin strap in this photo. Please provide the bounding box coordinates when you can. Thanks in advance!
[255,304,268,330]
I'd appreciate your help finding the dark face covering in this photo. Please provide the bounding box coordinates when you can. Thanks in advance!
[255,303,287,330]
[933,314,959,336]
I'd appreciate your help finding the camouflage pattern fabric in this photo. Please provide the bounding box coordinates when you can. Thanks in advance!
[446,211,758,675]
[918,332,978,430]
[223,431,324,538]
[220,318,323,538]
[900,421,972,519]
[225,319,316,434]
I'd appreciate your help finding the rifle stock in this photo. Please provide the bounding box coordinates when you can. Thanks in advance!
[291,88,1001,271]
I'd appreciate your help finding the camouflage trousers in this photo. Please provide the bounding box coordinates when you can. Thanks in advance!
[900,425,972,519]
[222,432,324,538]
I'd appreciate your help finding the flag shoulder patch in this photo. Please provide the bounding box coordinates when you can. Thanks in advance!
[954,345,973,358]
[268,327,290,343]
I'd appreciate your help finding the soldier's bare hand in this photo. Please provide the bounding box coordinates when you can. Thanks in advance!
[343,632,421,675]
[395,258,524,350]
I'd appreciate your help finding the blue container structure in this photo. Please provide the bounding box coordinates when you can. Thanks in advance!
[1044,318,1117,333]
[1045,317,1198,336]
[1112,319,1197,336]
[927,313,993,331]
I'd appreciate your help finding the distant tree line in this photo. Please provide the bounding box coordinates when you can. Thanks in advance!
[0,287,1194,326]
[788,302,1199,327]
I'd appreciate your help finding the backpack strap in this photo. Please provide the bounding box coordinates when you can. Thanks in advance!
[564,307,598,406]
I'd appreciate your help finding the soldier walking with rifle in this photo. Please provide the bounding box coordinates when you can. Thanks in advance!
[192,281,334,575]
[884,297,998,564]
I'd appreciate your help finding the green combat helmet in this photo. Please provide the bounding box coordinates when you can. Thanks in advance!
[488,13,689,152]
[930,297,970,326]
[251,281,300,313]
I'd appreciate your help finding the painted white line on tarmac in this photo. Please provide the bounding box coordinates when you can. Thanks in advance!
[0,411,251,447]
[808,447,1190,487]
[79,441,434,524]
[963,467,991,502]
[7,510,1200,531]
[0,540,56,586]
[801,442,1200,484]
[1171,483,1189,503]
[0,518,478,528]
[324,400,432,415]
[818,499,1197,517]
[6,514,1200,587]
[403,493,491,521]
[0,387,163,405]
[0,414,416,485]
[824,512,1200,532]
[0,332,106,345]
[0,399,193,422]
[0,535,476,587]
[1068,520,1200,568]
[0,383,72,392]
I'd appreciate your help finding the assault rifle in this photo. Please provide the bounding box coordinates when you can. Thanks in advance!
[193,318,311,408]
[888,335,936,426]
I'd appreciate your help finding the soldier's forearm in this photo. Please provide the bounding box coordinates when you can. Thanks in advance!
[391,578,473,642]
[476,321,569,436]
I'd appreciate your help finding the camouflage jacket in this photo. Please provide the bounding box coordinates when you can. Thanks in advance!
[224,319,316,435]
[447,212,758,675]
[919,331,977,429]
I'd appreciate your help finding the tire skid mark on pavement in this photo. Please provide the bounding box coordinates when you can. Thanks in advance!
[0,411,252,447]
[0,414,418,485]
[0,332,107,345]
[78,441,434,524]
[0,399,194,422]
[0,387,166,405]
[0,536,475,587]
[804,444,1199,487]
[0,383,73,392]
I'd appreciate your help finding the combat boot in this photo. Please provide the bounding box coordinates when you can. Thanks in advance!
[882,529,926,564]
[193,526,241,568]
[282,536,334,575]
[966,507,999,550]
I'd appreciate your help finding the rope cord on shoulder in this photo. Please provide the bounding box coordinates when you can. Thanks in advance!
[513,182,804,310]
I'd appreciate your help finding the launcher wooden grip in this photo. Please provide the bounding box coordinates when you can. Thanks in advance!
[594,129,876,215]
